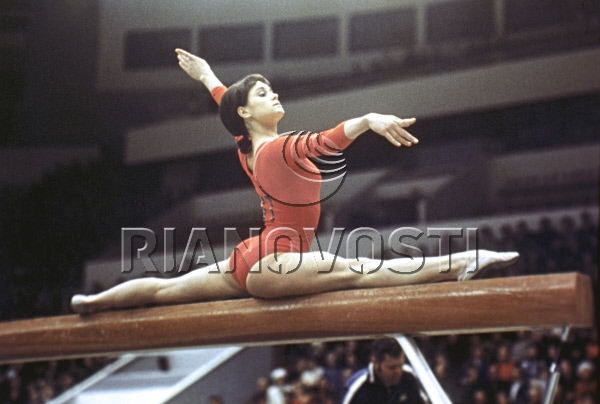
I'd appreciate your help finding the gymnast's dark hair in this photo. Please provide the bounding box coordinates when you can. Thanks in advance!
[219,74,271,154]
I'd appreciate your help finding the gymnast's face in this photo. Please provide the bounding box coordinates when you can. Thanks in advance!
[373,353,404,388]
[238,81,285,125]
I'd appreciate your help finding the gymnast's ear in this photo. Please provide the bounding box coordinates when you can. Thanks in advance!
[237,106,250,119]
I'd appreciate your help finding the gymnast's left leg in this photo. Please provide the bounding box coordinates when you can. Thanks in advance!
[70,260,249,314]
[245,250,519,299]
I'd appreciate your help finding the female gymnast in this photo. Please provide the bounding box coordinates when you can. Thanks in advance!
[70,49,518,314]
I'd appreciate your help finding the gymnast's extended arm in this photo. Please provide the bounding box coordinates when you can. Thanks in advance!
[342,114,419,148]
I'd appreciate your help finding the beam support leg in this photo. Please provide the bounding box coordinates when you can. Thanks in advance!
[395,335,452,404]
[543,325,572,404]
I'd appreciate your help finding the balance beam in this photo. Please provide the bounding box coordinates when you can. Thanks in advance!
[0,273,594,363]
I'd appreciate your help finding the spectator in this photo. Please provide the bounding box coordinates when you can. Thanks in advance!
[520,344,545,381]
[483,364,502,401]
[584,335,598,363]
[582,252,598,283]
[343,353,360,375]
[498,224,517,252]
[575,394,595,404]
[290,384,313,404]
[558,359,576,403]
[433,355,462,403]
[558,234,583,272]
[574,361,596,401]
[300,358,324,388]
[465,344,489,387]
[345,341,358,357]
[494,390,509,404]
[508,367,528,404]
[472,388,489,404]
[536,217,559,250]
[289,357,309,384]
[576,211,597,256]
[248,376,269,404]
[526,382,544,404]
[342,338,424,404]
[38,379,55,403]
[511,331,531,364]
[322,352,344,402]
[267,368,288,404]
[208,394,223,404]
[315,377,337,404]
[479,226,498,251]
[494,345,515,392]
[444,334,470,371]
[459,364,482,402]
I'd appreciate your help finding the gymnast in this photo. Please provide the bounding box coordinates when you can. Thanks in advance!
[70,49,518,314]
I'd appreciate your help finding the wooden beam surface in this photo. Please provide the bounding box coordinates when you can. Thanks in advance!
[0,273,594,363]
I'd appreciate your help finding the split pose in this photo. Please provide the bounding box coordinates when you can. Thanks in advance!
[71,49,518,314]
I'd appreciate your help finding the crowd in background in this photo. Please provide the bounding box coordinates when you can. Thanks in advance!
[244,328,597,404]
[477,212,597,284]
[0,358,114,404]
[0,327,596,404]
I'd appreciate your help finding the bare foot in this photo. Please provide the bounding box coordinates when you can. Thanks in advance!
[70,294,102,315]
[458,250,519,281]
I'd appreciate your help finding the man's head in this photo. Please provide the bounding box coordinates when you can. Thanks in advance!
[370,338,405,388]
[270,367,287,386]
[208,395,223,404]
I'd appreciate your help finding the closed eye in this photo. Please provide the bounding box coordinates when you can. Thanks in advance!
[254,85,273,98]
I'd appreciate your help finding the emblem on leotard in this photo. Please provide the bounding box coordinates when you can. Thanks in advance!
[254,131,347,206]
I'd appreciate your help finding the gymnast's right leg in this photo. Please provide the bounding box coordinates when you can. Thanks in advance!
[245,249,519,299]
[70,260,250,314]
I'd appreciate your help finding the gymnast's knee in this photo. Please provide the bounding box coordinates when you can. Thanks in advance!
[152,278,179,303]
[245,272,275,298]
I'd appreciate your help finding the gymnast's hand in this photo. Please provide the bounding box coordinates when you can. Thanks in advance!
[175,48,212,81]
[366,113,418,147]
[175,48,224,92]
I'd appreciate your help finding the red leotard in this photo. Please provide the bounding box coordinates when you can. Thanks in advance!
[211,86,354,290]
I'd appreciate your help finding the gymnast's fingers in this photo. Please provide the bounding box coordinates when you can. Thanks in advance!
[384,132,403,147]
[395,118,418,141]
[386,130,409,147]
[178,57,190,69]
[400,117,417,127]
[398,127,418,145]
[388,120,418,146]
[175,48,193,58]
